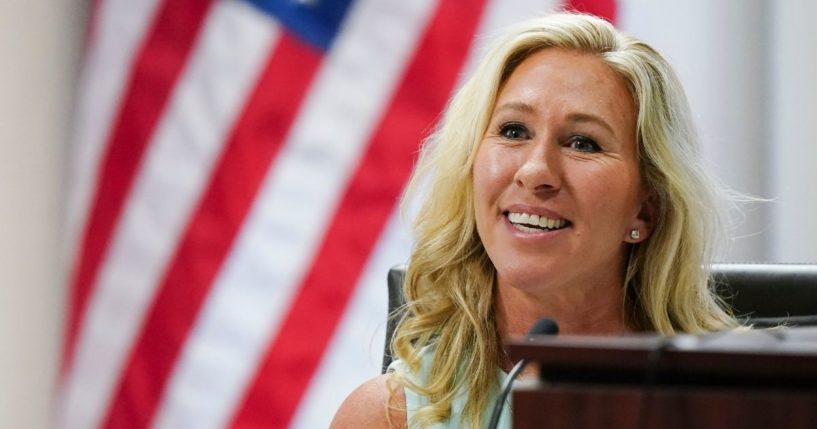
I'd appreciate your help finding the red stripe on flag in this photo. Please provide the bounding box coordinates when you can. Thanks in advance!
[564,0,617,23]
[64,0,214,372]
[100,33,322,429]
[229,0,489,426]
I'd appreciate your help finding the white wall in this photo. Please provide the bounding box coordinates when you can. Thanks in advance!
[770,0,817,262]
[620,0,817,262]
[0,1,85,427]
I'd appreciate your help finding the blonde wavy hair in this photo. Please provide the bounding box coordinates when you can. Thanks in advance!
[389,12,737,428]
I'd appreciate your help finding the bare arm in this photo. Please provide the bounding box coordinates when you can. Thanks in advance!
[330,373,407,429]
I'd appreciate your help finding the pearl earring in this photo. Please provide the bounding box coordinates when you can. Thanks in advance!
[629,229,640,240]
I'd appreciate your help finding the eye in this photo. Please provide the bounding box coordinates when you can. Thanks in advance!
[498,122,530,140]
[568,135,601,153]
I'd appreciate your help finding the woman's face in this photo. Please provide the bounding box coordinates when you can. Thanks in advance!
[473,48,650,295]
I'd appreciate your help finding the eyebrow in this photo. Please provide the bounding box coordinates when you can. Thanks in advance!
[566,112,616,137]
[493,101,536,115]
[493,102,618,138]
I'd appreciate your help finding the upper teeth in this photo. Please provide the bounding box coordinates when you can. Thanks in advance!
[508,212,567,229]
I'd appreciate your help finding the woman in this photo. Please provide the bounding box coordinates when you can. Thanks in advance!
[332,12,737,429]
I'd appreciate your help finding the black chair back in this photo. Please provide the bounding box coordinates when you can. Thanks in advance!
[382,263,817,373]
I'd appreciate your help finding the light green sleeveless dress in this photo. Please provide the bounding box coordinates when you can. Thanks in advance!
[388,347,511,429]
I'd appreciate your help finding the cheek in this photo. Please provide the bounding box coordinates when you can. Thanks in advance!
[473,145,513,236]
[473,145,514,195]
[472,151,491,224]
[573,164,641,219]
[595,181,620,211]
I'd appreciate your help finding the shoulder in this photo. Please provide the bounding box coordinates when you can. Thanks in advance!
[330,373,407,429]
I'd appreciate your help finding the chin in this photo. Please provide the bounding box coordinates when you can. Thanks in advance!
[494,263,564,293]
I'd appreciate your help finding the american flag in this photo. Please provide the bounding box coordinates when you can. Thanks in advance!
[58,0,614,427]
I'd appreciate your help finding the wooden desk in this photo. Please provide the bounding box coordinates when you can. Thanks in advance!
[508,328,817,429]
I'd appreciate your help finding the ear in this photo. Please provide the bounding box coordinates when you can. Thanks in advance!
[624,190,657,244]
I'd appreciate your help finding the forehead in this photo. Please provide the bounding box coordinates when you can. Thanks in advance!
[495,48,636,138]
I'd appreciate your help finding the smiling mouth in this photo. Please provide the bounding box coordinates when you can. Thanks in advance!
[504,211,570,233]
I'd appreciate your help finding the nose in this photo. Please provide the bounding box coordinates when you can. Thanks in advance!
[513,140,561,192]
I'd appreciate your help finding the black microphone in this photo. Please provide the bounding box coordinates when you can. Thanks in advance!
[487,318,559,429]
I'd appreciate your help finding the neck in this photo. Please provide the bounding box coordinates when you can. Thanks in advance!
[495,278,633,338]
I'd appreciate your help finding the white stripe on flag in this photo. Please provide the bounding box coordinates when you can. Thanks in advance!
[56,3,279,428]
[458,0,562,82]
[290,207,413,429]
[150,1,439,427]
[64,0,162,266]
